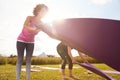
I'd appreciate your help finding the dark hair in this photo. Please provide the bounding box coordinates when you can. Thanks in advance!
[33,4,48,16]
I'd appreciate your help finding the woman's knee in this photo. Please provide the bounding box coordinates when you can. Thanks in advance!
[61,59,66,69]
[17,58,23,64]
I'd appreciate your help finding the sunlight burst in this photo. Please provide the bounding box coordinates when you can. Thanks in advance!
[42,12,64,25]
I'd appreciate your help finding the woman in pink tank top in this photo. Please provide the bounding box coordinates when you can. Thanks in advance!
[16,4,48,80]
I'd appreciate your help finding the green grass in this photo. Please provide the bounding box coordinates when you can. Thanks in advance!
[0,64,120,80]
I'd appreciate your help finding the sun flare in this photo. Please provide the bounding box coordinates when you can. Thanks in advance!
[42,12,64,24]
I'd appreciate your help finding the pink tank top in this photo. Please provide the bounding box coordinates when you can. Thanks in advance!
[17,17,39,43]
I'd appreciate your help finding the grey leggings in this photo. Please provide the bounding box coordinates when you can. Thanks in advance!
[16,41,34,80]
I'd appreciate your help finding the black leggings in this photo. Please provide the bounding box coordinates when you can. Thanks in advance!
[57,47,73,69]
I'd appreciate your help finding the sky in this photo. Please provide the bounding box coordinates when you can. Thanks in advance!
[0,0,120,56]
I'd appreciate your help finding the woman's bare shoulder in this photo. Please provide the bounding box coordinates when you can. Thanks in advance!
[26,16,34,19]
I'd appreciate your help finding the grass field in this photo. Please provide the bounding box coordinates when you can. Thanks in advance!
[0,64,120,80]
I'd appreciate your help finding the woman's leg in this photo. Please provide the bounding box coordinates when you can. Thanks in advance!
[59,54,67,78]
[61,59,67,78]
[57,44,68,78]
[16,41,26,80]
[66,54,73,77]
[26,43,34,80]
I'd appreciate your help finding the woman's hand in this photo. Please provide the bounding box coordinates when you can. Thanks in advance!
[78,51,89,63]
[72,59,78,64]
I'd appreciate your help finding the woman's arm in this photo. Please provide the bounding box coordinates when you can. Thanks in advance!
[23,16,37,31]
[78,51,88,63]
[23,16,41,34]
[67,46,78,63]
[39,23,62,40]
